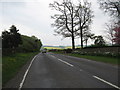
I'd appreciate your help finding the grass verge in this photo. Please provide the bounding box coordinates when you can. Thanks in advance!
[2,52,39,86]
[51,51,120,65]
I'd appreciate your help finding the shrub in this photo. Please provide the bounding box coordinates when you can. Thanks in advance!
[64,49,73,53]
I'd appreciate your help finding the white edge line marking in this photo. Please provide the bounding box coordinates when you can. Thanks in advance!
[58,59,73,67]
[19,55,37,90]
[93,75,120,89]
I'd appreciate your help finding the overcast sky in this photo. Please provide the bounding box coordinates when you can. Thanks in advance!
[0,0,110,46]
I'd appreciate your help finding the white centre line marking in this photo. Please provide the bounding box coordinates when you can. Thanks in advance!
[50,55,74,67]
[93,75,120,89]
[58,59,74,67]
[19,55,37,90]
[50,55,56,58]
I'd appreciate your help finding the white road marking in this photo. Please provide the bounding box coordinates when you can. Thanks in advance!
[50,55,74,67]
[50,54,119,89]
[50,55,56,58]
[19,55,37,90]
[58,59,74,67]
[93,75,120,89]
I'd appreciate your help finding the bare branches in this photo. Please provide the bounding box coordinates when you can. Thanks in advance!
[75,0,94,48]
[49,0,94,49]
[103,22,115,45]
[49,0,77,49]
[98,0,120,23]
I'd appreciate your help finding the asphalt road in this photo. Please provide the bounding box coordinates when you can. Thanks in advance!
[20,52,119,89]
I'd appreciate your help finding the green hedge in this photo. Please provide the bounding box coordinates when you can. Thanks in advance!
[3,35,42,55]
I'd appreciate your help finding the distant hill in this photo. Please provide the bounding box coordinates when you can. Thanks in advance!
[43,45,81,50]
[43,46,63,50]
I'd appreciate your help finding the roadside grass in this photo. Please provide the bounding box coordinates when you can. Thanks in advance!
[51,51,119,65]
[2,52,39,86]
[68,53,119,65]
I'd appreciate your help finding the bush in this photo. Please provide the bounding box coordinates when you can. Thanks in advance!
[64,49,73,53]
[18,35,42,52]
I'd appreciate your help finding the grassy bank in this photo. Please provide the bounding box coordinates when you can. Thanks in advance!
[51,51,119,65]
[2,52,39,86]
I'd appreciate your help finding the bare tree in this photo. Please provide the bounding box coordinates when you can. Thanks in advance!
[75,0,94,48]
[98,0,120,45]
[83,31,94,47]
[49,0,93,49]
[104,23,115,45]
[98,0,120,24]
[49,0,77,50]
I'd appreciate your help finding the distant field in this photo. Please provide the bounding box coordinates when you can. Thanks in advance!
[44,46,81,50]
[65,46,72,49]
[44,47,62,50]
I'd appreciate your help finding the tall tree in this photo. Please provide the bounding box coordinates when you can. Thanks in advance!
[9,25,22,48]
[104,23,115,45]
[98,0,120,24]
[2,25,22,49]
[98,0,120,45]
[50,0,93,49]
[49,0,77,50]
[2,30,11,48]
[75,0,94,48]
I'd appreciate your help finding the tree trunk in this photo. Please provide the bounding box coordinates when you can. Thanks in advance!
[71,33,75,50]
[80,28,83,49]
[85,40,87,47]
[111,39,113,46]
[71,7,75,50]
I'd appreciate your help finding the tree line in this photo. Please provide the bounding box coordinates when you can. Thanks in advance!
[49,0,120,49]
[2,25,42,55]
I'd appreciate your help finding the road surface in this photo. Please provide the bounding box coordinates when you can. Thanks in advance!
[20,52,119,89]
